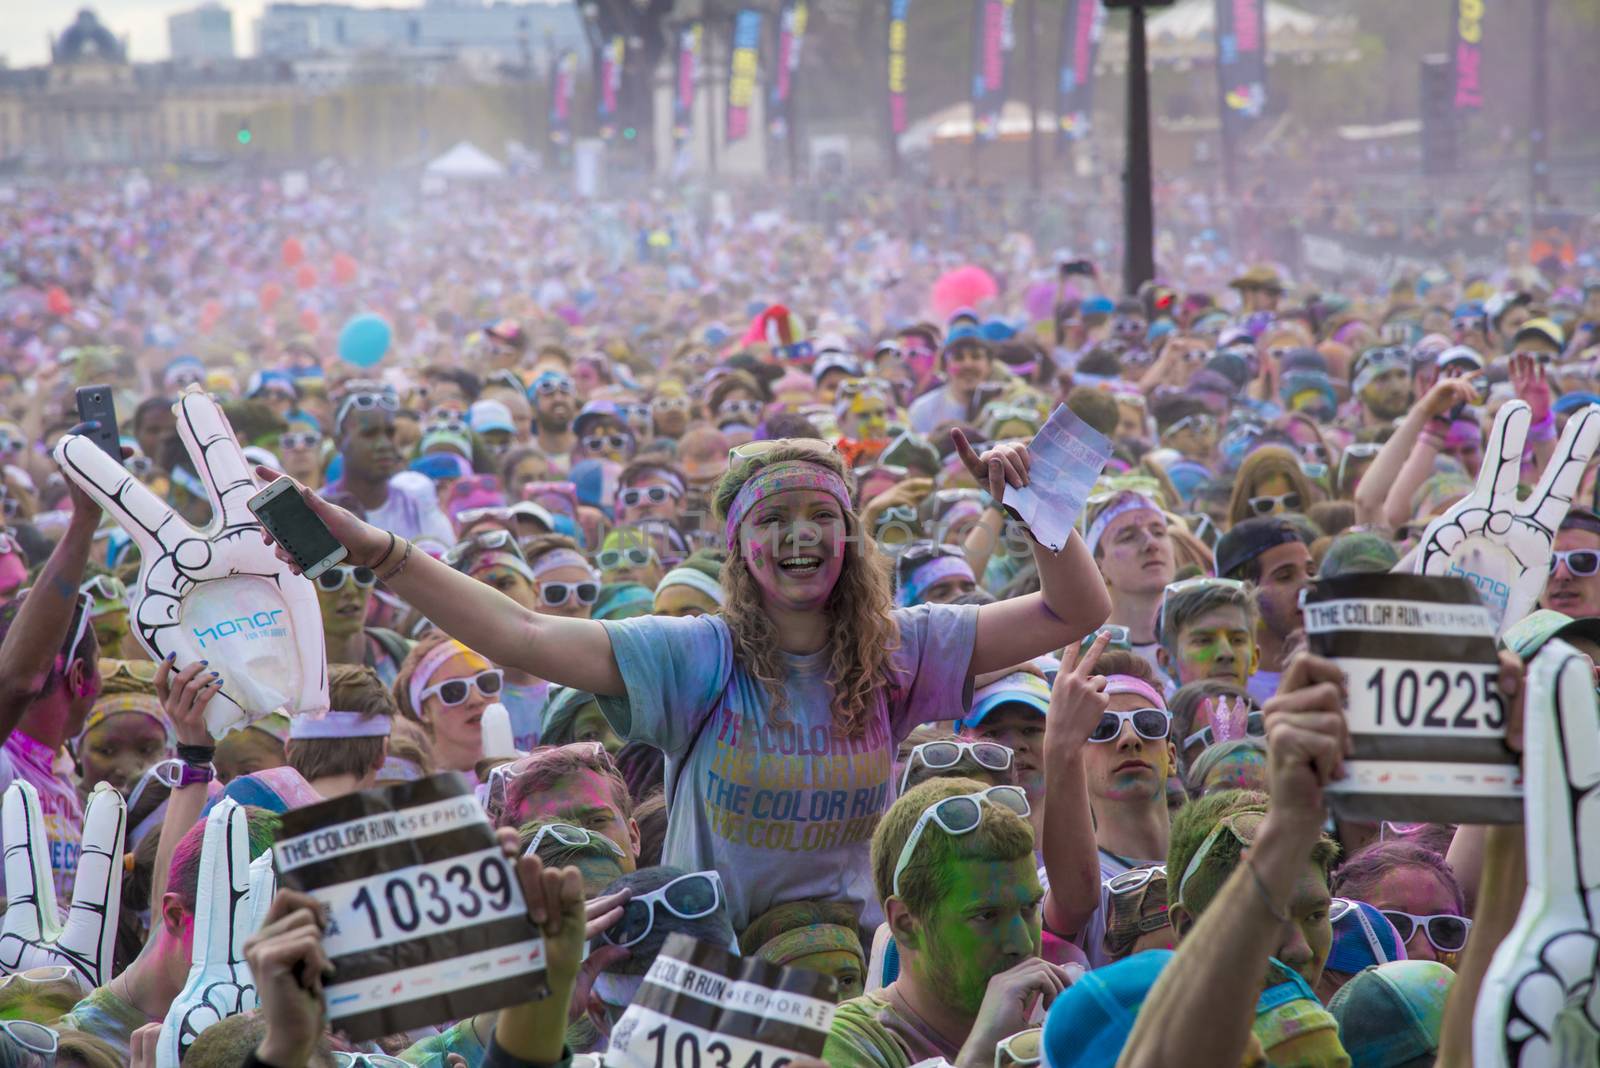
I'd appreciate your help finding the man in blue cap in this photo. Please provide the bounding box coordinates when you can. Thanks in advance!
[908,327,991,434]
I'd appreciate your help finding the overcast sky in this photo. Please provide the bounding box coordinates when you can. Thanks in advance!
[3,0,563,67]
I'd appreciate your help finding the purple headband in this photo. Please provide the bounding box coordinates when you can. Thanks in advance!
[898,555,975,607]
[724,460,853,551]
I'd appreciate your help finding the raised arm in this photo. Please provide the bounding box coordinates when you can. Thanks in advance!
[0,486,98,736]
[255,467,625,697]
[1353,377,1475,527]
[952,431,1111,676]
[1117,653,1349,1068]
[1040,635,1110,937]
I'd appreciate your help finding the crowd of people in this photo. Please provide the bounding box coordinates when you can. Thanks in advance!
[0,173,1597,1068]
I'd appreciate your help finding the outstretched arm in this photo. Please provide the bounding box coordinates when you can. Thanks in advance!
[1040,635,1110,937]
[0,488,98,737]
[256,467,625,697]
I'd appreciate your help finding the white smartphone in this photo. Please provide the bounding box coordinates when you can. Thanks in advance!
[247,478,348,580]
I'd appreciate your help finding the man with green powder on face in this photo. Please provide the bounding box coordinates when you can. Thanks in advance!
[824,777,1074,1068]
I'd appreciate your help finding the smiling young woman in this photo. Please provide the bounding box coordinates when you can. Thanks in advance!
[255,436,1109,929]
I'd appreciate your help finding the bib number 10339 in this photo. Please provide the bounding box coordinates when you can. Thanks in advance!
[1303,573,1521,824]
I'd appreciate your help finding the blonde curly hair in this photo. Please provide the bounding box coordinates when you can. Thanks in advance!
[715,443,901,738]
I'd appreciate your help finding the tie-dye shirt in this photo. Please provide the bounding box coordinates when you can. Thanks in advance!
[0,730,83,902]
[600,604,977,931]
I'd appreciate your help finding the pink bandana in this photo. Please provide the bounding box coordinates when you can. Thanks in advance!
[1104,674,1167,710]
[723,460,853,551]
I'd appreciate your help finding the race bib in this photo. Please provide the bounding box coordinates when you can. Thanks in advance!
[606,934,836,1068]
[1304,573,1521,824]
[272,774,546,1041]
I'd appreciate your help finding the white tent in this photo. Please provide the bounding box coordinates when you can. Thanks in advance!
[423,141,507,181]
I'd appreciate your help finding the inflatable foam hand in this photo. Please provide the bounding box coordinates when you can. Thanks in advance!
[53,388,328,736]
[157,799,259,1068]
[246,849,276,936]
[1473,640,1600,1068]
[0,781,124,991]
[1416,401,1600,635]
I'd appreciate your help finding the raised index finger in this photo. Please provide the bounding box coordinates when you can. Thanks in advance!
[1074,631,1112,678]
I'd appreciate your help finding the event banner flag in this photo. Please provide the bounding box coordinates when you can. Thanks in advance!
[768,1,807,140]
[598,34,625,140]
[1055,0,1104,147]
[1450,0,1484,110]
[549,49,576,145]
[674,25,700,144]
[726,9,763,143]
[888,0,912,136]
[1213,0,1267,141]
[970,0,1015,141]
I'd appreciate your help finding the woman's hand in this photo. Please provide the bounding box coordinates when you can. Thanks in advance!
[1509,352,1552,424]
[1417,376,1479,421]
[155,654,224,748]
[253,465,392,570]
[1046,630,1112,753]
[953,428,1031,507]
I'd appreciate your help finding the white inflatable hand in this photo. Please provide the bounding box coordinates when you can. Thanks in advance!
[1416,401,1600,634]
[0,781,124,991]
[53,388,328,736]
[1474,640,1600,1067]
[157,798,260,1068]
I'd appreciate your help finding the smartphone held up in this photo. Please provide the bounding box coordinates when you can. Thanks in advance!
[247,478,348,580]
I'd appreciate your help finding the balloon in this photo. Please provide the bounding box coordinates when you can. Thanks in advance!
[281,236,304,268]
[297,308,321,334]
[930,265,999,321]
[337,313,392,368]
[45,286,72,318]
[331,252,358,286]
[259,281,283,312]
[293,264,317,291]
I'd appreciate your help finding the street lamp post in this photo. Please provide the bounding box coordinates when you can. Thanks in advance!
[1105,0,1171,295]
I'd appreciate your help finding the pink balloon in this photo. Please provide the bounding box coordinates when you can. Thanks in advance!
[930,265,999,321]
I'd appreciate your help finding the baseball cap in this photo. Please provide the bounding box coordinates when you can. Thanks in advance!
[944,323,984,347]
[1215,517,1307,580]
[469,399,516,435]
[1042,949,1173,1068]
[1326,900,1407,975]
[959,671,1051,730]
[1553,391,1600,415]
[1434,345,1484,372]
[1327,960,1454,1068]
[1254,959,1350,1068]
[1501,609,1600,661]
[812,352,861,384]
[1513,317,1565,350]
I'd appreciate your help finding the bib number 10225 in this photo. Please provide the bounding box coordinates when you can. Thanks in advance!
[1359,665,1505,732]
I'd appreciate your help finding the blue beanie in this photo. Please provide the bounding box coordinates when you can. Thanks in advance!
[1042,950,1172,1067]
[1326,900,1406,974]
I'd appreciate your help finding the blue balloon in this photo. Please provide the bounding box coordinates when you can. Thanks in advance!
[337,313,391,368]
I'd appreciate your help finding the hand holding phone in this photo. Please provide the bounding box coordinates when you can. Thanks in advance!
[247,479,348,580]
[75,385,121,461]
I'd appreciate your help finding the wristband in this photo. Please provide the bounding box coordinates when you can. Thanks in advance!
[176,743,216,765]
[372,530,397,571]
[379,538,414,583]
[1527,410,1556,444]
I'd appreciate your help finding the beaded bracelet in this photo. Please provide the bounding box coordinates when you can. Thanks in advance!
[378,538,414,583]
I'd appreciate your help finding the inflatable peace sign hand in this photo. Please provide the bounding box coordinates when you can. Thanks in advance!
[157,798,260,1068]
[1416,400,1600,634]
[0,781,124,992]
[53,387,328,737]
[1474,640,1600,1067]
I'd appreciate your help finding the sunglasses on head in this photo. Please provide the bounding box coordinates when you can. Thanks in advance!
[618,485,679,508]
[598,547,654,570]
[1105,864,1167,897]
[891,786,1030,897]
[1088,708,1171,744]
[420,668,504,707]
[315,565,377,592]
[336,391,399,427]
[279,432,321,450]
[1165,413,1216,437]
[446,529,526,568]
[1248,492,1301,515]
[1380,910,1471,953]
[1550,549,1600,577]
[0,1019,57,1061]
[837,377,893,399]
[898,739,1013,793]
[526,821,626,858]
[540,581,600,607]
[582,433,629,453]
[602,871,725,948]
